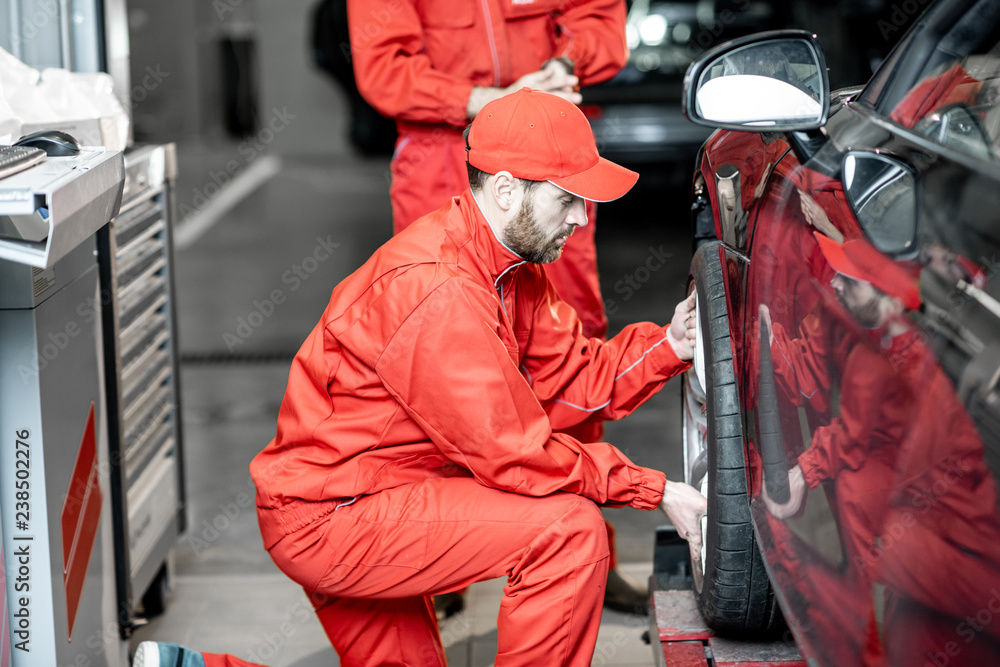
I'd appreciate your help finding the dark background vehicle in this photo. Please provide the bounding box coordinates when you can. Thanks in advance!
[677,0,1000,661]
[584,0,926,189]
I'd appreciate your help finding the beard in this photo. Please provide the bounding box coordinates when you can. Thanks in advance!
[502,196,568,264]
[837,290,884,329]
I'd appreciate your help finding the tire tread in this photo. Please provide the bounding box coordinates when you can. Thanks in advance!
[688,242,785,638]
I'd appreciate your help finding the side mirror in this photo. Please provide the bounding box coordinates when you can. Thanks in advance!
[683,30,830,132]
[913,102,996,161]
[843,152,919,258]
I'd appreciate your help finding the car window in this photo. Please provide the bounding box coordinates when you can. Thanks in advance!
[888,50,1000,160]
[892,58,1000,155]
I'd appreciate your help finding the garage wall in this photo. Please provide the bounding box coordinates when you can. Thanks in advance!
[255,0,351,157]
[127,0,351,157]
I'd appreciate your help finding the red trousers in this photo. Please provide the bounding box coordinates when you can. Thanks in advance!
[390,131,608,340]
[263,477,610,667]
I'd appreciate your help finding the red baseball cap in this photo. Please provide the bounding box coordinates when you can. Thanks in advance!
[467,88,639,202]
[814,232,922,310]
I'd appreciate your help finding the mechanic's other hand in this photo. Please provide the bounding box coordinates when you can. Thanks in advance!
[762,464,806,519]
[661,479,707,565]
[798,190,844,243]
[467,68,582,119]
[667,292,697,361]
[541,57,578,91]
[508,68,581,104]
[758,304,773,346]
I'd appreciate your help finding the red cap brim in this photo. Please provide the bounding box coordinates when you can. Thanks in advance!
[549,157,639,202]
[814,232,922,310]
[814,232,866,282]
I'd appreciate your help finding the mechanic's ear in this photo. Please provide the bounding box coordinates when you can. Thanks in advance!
[491,171,516,212]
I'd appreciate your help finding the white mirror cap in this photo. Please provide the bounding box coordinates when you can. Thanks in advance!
[697,74,823,126]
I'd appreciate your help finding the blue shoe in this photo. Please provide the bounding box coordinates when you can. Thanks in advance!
[133,641,207,667]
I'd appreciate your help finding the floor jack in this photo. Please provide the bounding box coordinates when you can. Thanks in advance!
[647,527,806,667]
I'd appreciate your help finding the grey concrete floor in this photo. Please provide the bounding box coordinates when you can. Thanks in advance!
[129,142,694,666]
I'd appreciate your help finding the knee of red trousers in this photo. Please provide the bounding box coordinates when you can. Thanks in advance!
[310,594,447,667]
[527,494,610,572]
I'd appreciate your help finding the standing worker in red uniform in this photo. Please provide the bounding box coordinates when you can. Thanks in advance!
[347,0,643,610]
[347,0,625,361]
[250,89,706,667]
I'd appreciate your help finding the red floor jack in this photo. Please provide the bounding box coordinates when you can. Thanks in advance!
[648,527,805,667]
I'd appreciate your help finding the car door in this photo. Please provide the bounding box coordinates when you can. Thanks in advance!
[739,2,1000,663]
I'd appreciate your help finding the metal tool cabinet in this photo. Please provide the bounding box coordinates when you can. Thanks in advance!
[0,148,127,666]
[97,143,186,637]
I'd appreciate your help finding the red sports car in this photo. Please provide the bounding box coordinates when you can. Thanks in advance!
[679,2,1000,664]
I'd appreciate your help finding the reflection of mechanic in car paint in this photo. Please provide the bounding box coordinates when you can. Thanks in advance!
[761,234,1000,665]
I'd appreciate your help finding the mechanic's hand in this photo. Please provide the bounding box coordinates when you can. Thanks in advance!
[466,67,582,118]
[762,464,807,519]
[541,57,578,92]
[667,292,697,361]
[660,479,708,565]
[508,67,581,103]
[758,304,773,346]
[798,190,844,243]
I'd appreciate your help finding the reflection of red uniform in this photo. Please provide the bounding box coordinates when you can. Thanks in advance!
[348,0,627,340]
[890,63,983,128]
[772,317,907,567]
[771,316,1000,665]
[870,332,1000,665]
[251,191,689,665]
[767,315,892,666]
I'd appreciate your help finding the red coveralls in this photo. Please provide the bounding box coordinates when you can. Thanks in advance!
[347,0,628,340]
[250,191,689,666]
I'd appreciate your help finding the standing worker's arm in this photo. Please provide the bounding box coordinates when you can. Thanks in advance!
[347,0,629,125]
[347,0,475,126]
[468,0,630,116]
[552,0,630,86]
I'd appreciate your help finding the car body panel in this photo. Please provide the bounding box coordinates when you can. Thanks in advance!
[685,1,1000,662]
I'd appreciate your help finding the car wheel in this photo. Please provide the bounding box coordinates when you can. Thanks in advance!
[682,241,785,636]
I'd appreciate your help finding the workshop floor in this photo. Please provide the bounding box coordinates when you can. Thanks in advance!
[129,141,694,667]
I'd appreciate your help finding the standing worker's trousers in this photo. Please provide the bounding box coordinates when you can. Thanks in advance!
[261,476,611,667]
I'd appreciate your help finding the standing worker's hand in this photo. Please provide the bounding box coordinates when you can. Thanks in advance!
[466,59,581,119]
[666,292,697,361]
[660,480,708,567]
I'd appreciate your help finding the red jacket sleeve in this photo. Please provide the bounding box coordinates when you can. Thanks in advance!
[797,345,908,488]
[769,316,836,415]
[520,275,691,430]
[554,0,629,86]
[375,277,668,510]
[347,0,474,126]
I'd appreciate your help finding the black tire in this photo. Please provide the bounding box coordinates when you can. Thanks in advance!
[683,241,785,637]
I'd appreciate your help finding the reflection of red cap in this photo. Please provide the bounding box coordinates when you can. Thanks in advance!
[814,232,922,310]
[467,88,639,202]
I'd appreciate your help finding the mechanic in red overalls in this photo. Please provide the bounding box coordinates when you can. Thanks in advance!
[763,234,1000,665]
[250,89,707,667]
[346,0,644,610]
